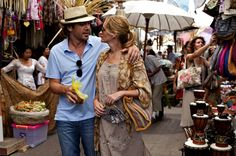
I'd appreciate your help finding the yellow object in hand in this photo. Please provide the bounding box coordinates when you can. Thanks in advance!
[72,76,88,102]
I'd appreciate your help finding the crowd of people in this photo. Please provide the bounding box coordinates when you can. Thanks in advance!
[0,5,225,156]
[146,35,218,133]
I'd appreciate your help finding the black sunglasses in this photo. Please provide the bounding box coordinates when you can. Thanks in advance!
[76,60,82,77]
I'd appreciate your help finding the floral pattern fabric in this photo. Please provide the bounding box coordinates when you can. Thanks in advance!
[177,67,202,89]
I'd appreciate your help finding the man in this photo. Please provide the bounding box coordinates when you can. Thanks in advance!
[144,49,167,122]
[46,6,139,156]
[167,45,176,64]
[37,46,50,86]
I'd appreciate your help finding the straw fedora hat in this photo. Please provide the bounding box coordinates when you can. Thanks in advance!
[60,6,95,24]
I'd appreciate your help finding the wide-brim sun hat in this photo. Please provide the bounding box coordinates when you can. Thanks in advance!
[60,6,95,24]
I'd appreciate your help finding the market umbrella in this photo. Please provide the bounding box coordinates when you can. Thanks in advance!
[103,0,194,60]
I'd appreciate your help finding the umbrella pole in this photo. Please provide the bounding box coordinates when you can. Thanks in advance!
[174,31,177,52]
[143,17,150,61]
[47,28,62,48]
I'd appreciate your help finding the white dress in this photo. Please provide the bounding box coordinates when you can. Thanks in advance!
[37,56,48,85]
[2,59,45,90]
[180,60,203,127]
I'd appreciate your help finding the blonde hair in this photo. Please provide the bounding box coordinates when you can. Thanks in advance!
[104,15,136,48]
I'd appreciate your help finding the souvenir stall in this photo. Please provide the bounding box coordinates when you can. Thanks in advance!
[0,0,110,65]
[0,0,65,66]
[182,0,236,156]
[0,0,66,141]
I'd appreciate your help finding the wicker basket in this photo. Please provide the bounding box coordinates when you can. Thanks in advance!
[10,106,49,125]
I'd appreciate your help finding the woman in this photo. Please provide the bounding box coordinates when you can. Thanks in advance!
[94,15,152,156]
[1,45,45,90]
[173,41,191,107]
[37,46,50,86]
[179,35,216,138]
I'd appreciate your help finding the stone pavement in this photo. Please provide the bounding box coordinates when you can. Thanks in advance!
[11,106,186,156]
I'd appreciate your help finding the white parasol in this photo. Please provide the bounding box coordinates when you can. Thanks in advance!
[103,0,194,60]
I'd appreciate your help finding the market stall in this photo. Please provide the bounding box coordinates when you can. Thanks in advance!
[0,73,58,137]
[182,0,236,155]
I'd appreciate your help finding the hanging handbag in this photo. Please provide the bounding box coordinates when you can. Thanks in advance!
[209,45,223,71]
[219,43,229,76]
[123,96,152,131]
[230,0,236,9]
[203,0,220,17]
[214,16,236,39]
[224,0,236,15]
[223,47,235,80]
[232,39,236,63]
[228,39,236,76]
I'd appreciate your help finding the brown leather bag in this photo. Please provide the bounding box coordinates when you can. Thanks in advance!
[230,0,236,9]
[228,39,236,76]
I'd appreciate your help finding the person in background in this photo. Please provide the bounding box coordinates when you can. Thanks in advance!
[1,44,45,90]
[157,51,163,58]
[46,6,140,156]
[181,41,191,56]
[173,41,191,107]
[172,52,184,107]
[144,43,167,122]
[94,15,152,156]
[167,45,175,64]
[148,49,157,57]
[146,39,153,50]
[179,35,216,138]
[173,41,191,80]
[37,46,50,86]
[144,39,154,57]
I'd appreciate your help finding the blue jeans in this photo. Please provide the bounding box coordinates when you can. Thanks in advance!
[56,118,95,156]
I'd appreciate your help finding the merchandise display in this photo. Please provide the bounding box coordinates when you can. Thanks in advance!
[10,101,49,125]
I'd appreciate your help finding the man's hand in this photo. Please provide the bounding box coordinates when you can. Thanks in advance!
[122,45,140,64]
[65,86,84,104]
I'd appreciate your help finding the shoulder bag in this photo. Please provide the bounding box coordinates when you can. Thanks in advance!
[123,96,152,131]
[177,58,202,90]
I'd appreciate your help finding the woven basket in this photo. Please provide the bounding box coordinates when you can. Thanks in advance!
[10,106,49,125]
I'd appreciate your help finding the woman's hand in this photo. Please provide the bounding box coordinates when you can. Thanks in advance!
[105,91,124,105]
[94,99,106,117]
